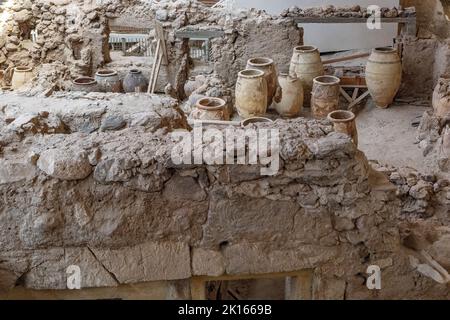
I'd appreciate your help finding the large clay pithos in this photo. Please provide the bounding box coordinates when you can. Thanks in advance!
[246,57,278,107]
[123,69,149,93]
[95,69,122,93]
[11,66,33,90]
[432,75,450,118]
[71,77,99,92]
[289,45,324,106]
[273,73,303,118]
[328,110,358,146]
[235,69,268,119]
[365,47,402,109]
[311,75,341,119]
[191,97,229,121]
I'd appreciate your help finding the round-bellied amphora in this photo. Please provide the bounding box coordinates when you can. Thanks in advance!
[95,69,122,93]
[123,69,148,93]
[365,47,402,109]
[289,45,324,106]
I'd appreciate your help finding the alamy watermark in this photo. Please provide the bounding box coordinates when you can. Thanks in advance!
[170,124,280,176]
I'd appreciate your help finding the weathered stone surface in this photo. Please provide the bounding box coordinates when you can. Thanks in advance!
[37,148,92,180]
[223,242,339,275]
[192,249,225,277]
[0,159,37,185]
[91,242,191,283]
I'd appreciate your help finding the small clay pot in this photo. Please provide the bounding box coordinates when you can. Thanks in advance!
[327,110,358,146]
[95,69,122,93]
[11,66,33,90]
[246,57,278,107]
[123,69,148,93]
[72,77,98,92]
[191,97,229,121]
[241,116,273,127]
[311,75,341,119]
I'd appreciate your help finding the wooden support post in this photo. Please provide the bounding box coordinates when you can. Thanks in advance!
[147,39,161,94]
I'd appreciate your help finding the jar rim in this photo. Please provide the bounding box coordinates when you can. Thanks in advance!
[196,97,226,111]
[327,110,356,122]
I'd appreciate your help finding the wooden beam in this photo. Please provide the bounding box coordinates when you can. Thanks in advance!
[323,53,370,65]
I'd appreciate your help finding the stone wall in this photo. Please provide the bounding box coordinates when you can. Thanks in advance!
[399,0,450,98]
[0,94,449,298]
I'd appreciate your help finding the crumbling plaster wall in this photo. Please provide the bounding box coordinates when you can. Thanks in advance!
[399,0,450,97]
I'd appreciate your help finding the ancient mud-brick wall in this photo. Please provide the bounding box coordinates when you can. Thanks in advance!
[0,99,448,298]
[399,0,450,97]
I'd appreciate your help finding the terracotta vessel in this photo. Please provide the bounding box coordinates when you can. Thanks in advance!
[235,69,268,119]
[241,116,273,127]
[432,75,450,118]
[72,77,98,92]
[11,66,33,90]
[273,73,303,118]
[246,57,278,107]
[123,69,148,93]
[95,69,122,93]
[191,97,229,121]
[327,110,358,146]
[365,47,402,109]
[311,75,341,119]
[289,45,324,106]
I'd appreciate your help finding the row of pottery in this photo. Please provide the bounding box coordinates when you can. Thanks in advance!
[288,45,403,110]
[72,69,148,93]
[432,75,450,118]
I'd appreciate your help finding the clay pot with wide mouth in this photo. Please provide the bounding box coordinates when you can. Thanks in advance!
[191,97,229,121]
[95,69,122,93]
[241,116,273,127]
[72,77,99,92]
[432,74,450,118]
[289,45,324,106]
[311,75,341,119]
[11,66,33,90]
[327,110,358,146]
[365,47,402,109]
[273,72,303,118]
[235,69,268,119]
[123,69,149,93]
[246,57,278,107]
